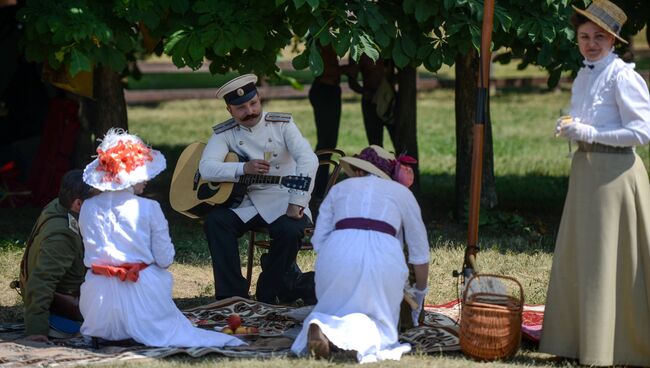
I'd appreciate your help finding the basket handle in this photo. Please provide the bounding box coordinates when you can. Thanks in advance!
[462,273,524,305]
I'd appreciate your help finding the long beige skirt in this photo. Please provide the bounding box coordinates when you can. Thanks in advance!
[540,151,650,366]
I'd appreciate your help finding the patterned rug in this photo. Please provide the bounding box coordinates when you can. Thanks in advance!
[0,297,460,367]
[427,299,545,342]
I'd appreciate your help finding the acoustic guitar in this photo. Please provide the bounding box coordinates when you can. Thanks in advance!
[170,142,311,219]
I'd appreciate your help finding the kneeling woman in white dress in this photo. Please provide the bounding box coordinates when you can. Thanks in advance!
[78,129,244,348]
[291,145,430,363]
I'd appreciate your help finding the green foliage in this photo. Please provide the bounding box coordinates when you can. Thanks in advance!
[284,0,590,84]
[18,0,649,83]
[18,0,186,76]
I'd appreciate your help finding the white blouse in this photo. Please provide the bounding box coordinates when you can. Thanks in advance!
[79,189,175,268]
[312,175,430,265]
[570,51,650,147]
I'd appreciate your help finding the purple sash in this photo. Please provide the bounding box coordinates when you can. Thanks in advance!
[335,217,397,237]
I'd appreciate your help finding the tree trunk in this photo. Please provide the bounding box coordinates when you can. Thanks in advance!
[75,66,128,167]
[454,51,497,221]
[394,66,420,192]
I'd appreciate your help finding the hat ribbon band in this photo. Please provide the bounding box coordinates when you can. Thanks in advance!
[588,6,622,33]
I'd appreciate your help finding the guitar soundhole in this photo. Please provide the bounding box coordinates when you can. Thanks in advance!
[197,182,220,200]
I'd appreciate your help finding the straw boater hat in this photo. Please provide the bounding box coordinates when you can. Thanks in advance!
[83,128,166,191]
[573,0,628,44]
[340,145,395,180]
[215,74,259,105]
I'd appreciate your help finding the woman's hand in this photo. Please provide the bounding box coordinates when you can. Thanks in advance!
[560,121,597,143]
[410,286,428,327]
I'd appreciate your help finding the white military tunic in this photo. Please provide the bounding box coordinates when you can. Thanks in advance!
[290,175,430,363]
[199,111,318,223]
[78,189,245,348]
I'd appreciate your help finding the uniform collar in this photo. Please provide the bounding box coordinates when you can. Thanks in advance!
[236,111,266,133]
[583,51,616,71]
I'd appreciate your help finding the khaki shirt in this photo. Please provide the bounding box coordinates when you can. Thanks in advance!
[23,199,85,336]
[199,111,318,223]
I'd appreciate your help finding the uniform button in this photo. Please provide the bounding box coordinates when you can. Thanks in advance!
[273,153,278,157]
[239,140,244,145]
[275,164,280,169]
[268,138,272,142]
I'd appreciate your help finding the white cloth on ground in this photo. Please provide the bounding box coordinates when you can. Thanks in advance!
[290,175,429,363]
[79,190,244,347]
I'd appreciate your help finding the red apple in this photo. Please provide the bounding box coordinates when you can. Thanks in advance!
[227,313,242,330]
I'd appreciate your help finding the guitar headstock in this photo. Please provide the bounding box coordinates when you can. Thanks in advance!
[280,175,311,192]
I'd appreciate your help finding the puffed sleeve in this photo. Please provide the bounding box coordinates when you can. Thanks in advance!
[310,185,337,252]
[199,132,244,182]
[149,201,175,268]
[613,67,650,145]
[283,120,318,209]
[399,188,430,265]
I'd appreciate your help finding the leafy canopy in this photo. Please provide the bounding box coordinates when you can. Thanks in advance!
[17,0,649,87]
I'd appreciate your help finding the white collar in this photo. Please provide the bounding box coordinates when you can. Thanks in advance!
[583,51,616,71]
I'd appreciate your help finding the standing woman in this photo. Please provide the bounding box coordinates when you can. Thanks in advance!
[540,0,650,365]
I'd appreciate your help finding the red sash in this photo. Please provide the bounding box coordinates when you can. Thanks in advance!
[91,263,149,282]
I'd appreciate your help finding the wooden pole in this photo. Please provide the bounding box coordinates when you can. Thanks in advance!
[463,0,495,279]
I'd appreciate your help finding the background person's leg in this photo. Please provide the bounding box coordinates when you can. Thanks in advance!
[310,82,342,201]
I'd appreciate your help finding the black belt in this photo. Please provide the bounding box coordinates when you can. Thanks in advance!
[577,142,633,154]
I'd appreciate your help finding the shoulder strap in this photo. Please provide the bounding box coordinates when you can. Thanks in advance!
[212,118,237,134]
[265,112,292,123]
[19,214,69,292]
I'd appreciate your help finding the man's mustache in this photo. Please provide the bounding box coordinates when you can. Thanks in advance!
[243,113,259,121]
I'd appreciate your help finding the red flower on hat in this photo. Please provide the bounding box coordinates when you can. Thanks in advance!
[96,140,153,183]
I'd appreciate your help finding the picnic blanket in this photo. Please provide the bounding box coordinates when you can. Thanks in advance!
[0,297,461,367]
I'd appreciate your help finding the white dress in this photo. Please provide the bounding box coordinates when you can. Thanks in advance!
[290,175,430,363]
[78,189,245,348]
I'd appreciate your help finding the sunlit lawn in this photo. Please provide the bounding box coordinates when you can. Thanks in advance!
[3,87,649,367]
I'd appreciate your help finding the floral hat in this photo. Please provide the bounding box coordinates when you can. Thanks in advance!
[83,128,166,191]
[340,145,417,187]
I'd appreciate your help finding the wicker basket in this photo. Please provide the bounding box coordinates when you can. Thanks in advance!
[459,274,524,361]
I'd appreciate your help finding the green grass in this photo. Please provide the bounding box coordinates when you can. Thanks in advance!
[4,88,650,367]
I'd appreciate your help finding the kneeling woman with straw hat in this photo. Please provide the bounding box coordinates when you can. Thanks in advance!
[78,129,245,348]
[541,0,650,365]
[290,146,429,363]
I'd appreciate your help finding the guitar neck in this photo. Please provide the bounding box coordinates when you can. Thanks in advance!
[239,175,282,186]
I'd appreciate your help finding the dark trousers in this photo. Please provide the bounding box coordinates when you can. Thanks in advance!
[362,98,396,147]
[203,207,310,303]
[309,81,341,199]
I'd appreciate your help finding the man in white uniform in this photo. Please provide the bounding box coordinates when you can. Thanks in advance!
[199,74,318,304]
